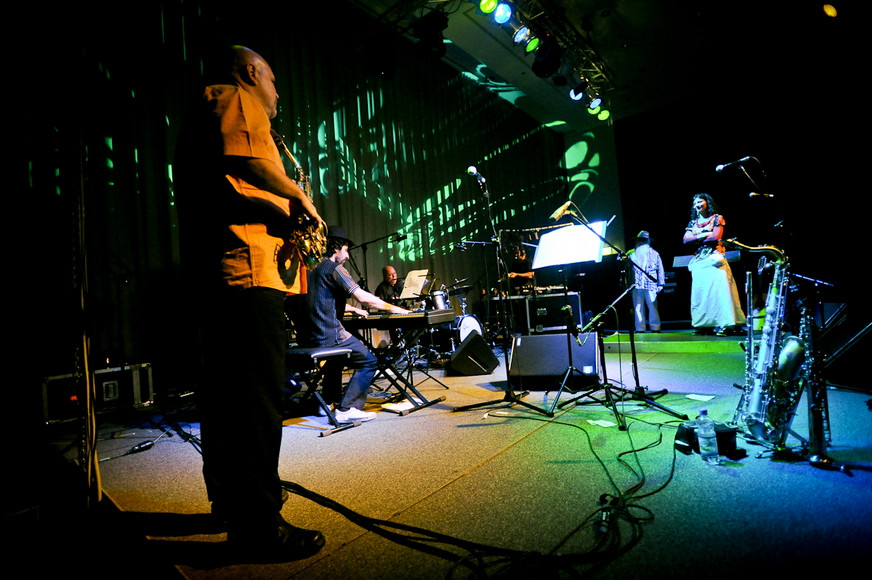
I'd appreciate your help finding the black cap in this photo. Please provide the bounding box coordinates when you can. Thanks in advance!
[327,225,354,246]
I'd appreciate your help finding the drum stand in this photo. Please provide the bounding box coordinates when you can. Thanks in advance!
[408,332,450,390]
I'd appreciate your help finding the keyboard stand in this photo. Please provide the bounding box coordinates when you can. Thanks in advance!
[364,327,447,415]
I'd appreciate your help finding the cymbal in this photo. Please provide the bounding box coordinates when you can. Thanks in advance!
[447,285,472,296]
[448,277,469,287]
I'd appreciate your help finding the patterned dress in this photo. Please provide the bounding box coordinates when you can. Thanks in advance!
[686,213,746,330]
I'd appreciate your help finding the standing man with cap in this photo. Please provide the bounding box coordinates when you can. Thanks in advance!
[627,231,665,333]
[293,226,411,422]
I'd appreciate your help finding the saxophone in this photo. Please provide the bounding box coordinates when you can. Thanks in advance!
[271,130,327,269]
[726,239,806,448]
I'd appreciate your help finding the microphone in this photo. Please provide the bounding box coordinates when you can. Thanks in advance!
[562,305,582,346]
[467,166,486,183]
[549,200,573,221]
[715,156,751,172]
[748,192,775,198]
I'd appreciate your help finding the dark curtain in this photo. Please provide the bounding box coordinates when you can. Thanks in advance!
[24,1,623,401]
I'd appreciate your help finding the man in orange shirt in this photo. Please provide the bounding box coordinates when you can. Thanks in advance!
[175,45,325,561]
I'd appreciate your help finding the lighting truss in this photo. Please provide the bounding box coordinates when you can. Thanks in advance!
[349,0,614,112]
[506,0,613,96]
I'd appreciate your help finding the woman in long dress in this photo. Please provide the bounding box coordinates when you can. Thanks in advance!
[682,193,746,335]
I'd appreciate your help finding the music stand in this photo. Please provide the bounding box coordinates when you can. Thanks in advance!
[399,269,429,301]
[530,223,608,416]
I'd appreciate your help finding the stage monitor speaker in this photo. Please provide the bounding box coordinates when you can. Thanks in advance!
[447,331,499,376]
[508,333,598,390]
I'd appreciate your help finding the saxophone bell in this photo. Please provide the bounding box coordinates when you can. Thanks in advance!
[777,334,806,382]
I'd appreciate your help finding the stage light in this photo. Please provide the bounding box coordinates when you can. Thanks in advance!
[531,35,561,78]
[588,93,602,109]
[569,80,589,101]
[479,0,498,13]
[510,23,539,53]
[524,35,540,53]
[493,2,513,25]
[585,99,610,122]
[512,25,530,45]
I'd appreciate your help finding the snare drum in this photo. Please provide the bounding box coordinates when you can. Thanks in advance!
[455,315,483,344]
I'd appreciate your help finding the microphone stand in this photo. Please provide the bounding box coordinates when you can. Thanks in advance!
[544,267,589,417]
[553,211,688,422]
[452,172,549,416]
[556,285,635,428]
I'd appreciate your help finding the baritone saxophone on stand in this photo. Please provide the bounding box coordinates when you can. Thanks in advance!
[726,239,807,448]
[271,129,327,269]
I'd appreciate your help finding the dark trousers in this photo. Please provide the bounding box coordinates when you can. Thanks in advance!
[198,286,287,531]
[322,335,378,411]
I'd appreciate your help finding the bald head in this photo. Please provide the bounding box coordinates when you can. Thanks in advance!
[382,266,398,286]
[212,45,280,118]
[224,46,259,79]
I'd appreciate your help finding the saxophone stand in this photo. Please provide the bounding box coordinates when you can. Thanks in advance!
[452,168,547,416]
[793,291,862,474]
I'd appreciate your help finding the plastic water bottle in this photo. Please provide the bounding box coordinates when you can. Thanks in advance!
[697,409,719,465]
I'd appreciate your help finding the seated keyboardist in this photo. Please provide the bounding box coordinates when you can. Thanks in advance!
[291,226,411,423]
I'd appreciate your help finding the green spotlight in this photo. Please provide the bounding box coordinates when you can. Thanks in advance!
[524,36,540,52]
[512,25,538,53]
[479,0,498,13]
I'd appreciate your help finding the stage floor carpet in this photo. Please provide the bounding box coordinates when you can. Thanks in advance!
[22,332,872,579]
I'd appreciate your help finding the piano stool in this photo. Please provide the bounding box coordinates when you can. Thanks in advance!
[285,346,362,436]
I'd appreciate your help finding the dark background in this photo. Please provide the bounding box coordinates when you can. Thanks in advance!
[20,1,866,419]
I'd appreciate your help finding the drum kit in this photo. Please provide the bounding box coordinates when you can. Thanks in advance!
[403,275,482,361]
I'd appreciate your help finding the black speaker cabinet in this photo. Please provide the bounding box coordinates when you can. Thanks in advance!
[447,331,500,376]
[508,333,599,390]
[41,363,154,423]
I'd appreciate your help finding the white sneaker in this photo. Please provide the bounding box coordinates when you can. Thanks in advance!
[334,407,377,423]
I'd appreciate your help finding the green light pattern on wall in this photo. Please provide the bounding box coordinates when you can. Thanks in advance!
[306,81,606,265]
